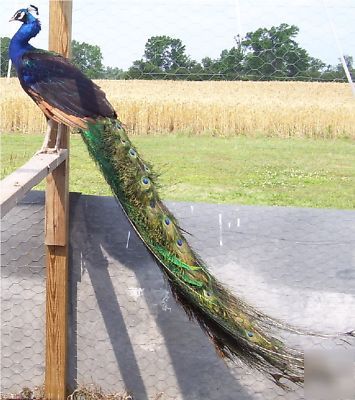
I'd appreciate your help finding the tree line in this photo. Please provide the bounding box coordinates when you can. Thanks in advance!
[1,23,353,81]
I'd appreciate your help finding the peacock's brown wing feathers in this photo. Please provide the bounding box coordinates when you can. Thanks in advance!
[19,50,116,128]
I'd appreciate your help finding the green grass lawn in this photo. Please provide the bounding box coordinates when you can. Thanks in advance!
[1,133,354,209]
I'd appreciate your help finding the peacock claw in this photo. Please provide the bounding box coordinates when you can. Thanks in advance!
[35,146,61,155]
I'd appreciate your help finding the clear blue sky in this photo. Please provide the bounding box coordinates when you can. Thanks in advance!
[2,0,354,69]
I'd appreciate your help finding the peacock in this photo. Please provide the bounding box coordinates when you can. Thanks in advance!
[8,5,353,389]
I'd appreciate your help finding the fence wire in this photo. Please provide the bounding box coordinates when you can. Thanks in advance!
[1,191,355,399]
[1,0,354,138]
[2,1,354,82]
[1,2,355,398]
[1,194,46,395]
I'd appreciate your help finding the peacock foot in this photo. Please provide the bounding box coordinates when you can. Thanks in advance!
[35,146,61,155]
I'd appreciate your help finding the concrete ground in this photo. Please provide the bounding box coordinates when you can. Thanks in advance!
[1,191,354,399]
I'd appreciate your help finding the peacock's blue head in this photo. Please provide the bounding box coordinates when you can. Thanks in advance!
[10,5,39,24]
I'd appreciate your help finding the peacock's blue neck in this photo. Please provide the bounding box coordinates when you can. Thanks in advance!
[9,17,41,68]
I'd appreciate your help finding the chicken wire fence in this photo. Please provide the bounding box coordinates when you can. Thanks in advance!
[1,1,354,82]
[1,0,355,138]
[1,196,46,397]
[2,191,355,399]
[1,1,355,399]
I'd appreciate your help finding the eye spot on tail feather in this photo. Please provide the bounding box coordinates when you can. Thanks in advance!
[129,148,137,158]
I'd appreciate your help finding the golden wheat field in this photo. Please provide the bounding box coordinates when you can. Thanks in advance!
[1,78,354,138]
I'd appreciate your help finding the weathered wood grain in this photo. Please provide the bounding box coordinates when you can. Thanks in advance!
[0,151,67,218]
[44,1,72,399]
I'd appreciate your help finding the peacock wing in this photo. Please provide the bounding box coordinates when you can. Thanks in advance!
[18,50,116,127]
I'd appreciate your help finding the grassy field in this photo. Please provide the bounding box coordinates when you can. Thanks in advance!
[1,134,354,209]
[1,78,355,138]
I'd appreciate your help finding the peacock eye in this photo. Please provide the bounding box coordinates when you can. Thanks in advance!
[144,165,150,172]
[204,290,213,298]
[129,148,137,157]
[176,239,183,247]
[247,331,254,338]
[164,217,170,225]
[142,177,150,185]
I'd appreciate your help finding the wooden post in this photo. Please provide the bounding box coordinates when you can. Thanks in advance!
[45,1,72,399]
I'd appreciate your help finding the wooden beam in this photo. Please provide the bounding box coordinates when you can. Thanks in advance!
[0,151,67,219]
[45,1,72,399]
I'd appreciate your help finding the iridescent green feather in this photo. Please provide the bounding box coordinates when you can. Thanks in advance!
[80,118,304,388]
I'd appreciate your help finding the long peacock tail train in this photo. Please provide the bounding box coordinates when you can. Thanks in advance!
[80,118,305,388]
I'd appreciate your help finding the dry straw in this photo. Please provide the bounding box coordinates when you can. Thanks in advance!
[0,384,140,400]
[1,78,354,138]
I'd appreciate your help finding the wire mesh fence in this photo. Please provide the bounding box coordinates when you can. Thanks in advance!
[1,1,355,398]
[1,194,46,395]
[2,0,354,82]
[0,0,354,138]
[2,191,355,399]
